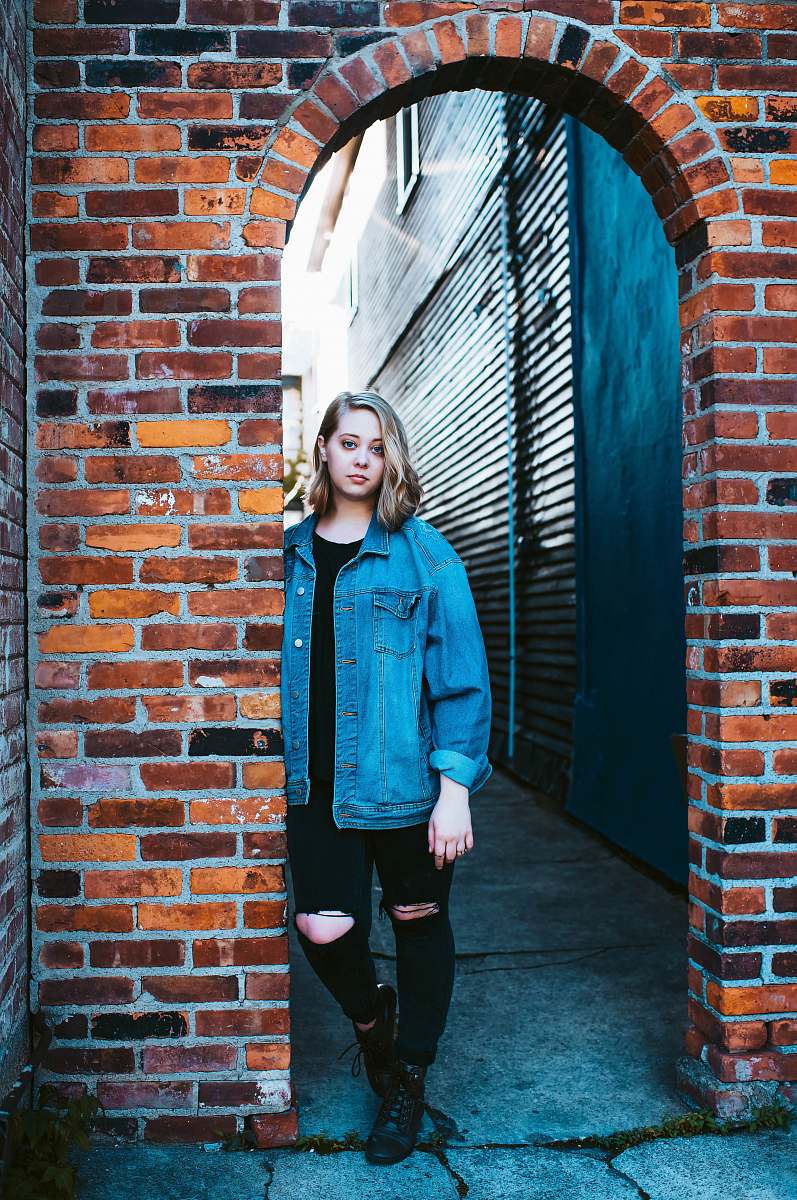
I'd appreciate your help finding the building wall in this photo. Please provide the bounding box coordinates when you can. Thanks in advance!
[0,0,27,1101]
[22,0,797,1136]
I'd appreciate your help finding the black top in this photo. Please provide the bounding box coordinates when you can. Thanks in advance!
[308,529,363,782]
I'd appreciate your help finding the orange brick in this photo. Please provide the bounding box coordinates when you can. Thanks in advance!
[184,189,246,216]
[188,590,281,617]
[240,694,279,720]
[696,96,759,122]
[38,625,135,654]
[85,125,181,152]
[137,420,232,447]
[243,763,285,790]
[88,590,180,619]
[190,867,283,895]
[240,489,283,513]
[246,1044,291,1071]
[772,160,797,186]
[135,157,231,184]
[133,221,230,251]
[243,900,286,929]
[138,93,233,120]
[40,834,136,862]
[707,980,797,1016]
[249,188,297,221]
[620,1,710,25]
[189,796,283,825]
[85,525,181,551]
[138,903,237,931]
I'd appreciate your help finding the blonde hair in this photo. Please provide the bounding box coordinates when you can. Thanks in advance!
[304,390,423,532]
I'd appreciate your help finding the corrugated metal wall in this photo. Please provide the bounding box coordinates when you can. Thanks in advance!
[502,97,575,800]
[350,91,576,801]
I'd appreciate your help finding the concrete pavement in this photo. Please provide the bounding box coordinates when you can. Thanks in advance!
[74,770,797,1198]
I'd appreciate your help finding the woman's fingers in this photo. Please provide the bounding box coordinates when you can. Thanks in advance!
[429,819,475,867]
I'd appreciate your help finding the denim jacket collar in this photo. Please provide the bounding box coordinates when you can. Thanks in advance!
[291,504,390,568]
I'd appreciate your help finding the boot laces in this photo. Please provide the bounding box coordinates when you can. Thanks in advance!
[337,1038,366,1079]
[378,1066,422,1129]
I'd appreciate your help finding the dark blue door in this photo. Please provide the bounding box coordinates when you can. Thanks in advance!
[564,115,688,885]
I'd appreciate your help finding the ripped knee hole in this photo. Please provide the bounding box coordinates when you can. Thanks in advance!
[387,901,440,921]
[294,910,356,944]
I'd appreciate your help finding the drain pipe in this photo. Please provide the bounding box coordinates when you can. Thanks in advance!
[497,111,517,763]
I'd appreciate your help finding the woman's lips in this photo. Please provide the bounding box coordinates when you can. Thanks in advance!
[349,475,367,482]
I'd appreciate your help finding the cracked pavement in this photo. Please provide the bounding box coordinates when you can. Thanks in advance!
[75,775,797,1198]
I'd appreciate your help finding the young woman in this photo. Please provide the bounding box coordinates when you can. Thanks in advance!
[281,390,492,1166]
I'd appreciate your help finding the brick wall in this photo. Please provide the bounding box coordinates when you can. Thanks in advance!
[26,0,797,1139]
[0,0,27,1102]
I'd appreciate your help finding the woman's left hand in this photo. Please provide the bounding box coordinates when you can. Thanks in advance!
[428,780,474,869]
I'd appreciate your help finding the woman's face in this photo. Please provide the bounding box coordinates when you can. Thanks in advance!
[318,407,385,504]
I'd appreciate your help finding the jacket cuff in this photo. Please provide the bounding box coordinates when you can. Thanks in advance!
[429,749,481,790]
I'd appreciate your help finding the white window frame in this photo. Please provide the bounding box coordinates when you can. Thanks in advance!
[396,103,420,214]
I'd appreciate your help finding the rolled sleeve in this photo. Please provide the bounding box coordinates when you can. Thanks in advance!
[422,557,493,794]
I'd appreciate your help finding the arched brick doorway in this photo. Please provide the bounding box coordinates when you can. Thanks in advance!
[28,7,795,1144]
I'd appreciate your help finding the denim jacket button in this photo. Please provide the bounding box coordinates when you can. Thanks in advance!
[294,638,303,647]
[292,740,299,749]
[297,586,305,594]
[291,689,299,698]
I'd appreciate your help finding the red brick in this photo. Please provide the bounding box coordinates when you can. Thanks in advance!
[90,939,185,968]
[143,976,238,1002]
[194,1008,289,1036]
[142,1045,236,1073]
[85,869,182,899]
[193,936,288,967]
[88,798,185,828]
[98,1082,194,1110]
[40,977,134,1005]
[144,1116,236,1144]
[140,762,236,791]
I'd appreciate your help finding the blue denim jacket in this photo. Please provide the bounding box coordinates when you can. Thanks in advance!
[281,506,493,829]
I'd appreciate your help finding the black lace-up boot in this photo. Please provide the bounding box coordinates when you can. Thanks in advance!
[364,1057,427,1165]
[337,982,398,1098]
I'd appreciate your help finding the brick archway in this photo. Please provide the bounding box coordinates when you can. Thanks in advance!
[27,3,797,1145]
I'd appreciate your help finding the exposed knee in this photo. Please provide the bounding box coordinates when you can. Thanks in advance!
[295,910,355,944]
[388,901,440,922]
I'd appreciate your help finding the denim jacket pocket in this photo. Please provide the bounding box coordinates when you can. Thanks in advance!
[372,588,422,658]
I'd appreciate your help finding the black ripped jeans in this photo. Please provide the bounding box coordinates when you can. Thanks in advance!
[286,776,456,1067]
